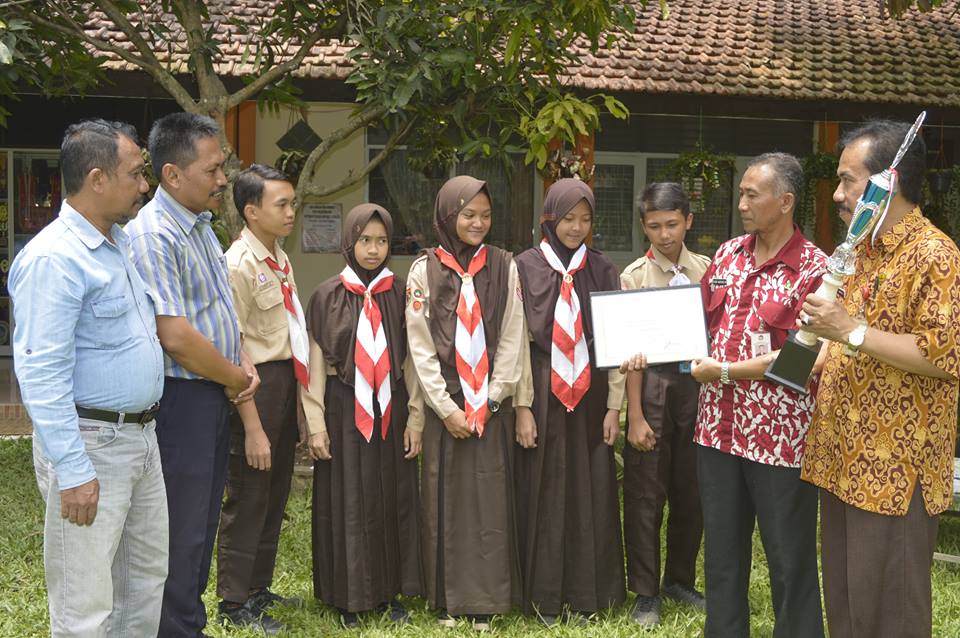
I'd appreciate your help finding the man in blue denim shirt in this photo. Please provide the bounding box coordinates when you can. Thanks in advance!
[10,119,168,637]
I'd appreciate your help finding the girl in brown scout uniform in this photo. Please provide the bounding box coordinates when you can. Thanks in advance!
[302,204,424,628]
[406,175,532,631]
[513,178,626,625]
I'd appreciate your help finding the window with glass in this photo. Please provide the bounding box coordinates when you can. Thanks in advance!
[591,163,636,253]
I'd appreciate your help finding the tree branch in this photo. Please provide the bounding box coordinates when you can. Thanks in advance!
[22,3,198,110]
[226,12,349,109]
[171,0,229,107]
[299,116,415,201]
[93,0,198,108]
[293,103,388,202]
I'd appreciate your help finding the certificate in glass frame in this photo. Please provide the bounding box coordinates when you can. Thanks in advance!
[589,285,709,369]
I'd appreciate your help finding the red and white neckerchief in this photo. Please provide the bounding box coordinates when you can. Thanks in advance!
[435,245,489,435]
[646,248,690,286]
[540,240,591,411]
[339,265,395,442]
[263,256,310,388]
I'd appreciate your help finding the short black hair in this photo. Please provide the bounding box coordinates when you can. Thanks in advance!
[838,119,926,205]
[638,182,691,219]
[148,112,220,180]
[747,152,804,205]
[233,164,291,224]
[61,119,139,196]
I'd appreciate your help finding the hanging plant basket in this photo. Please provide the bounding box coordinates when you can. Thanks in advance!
[928,169,954,195]
[422,163,448,180]
[656,146,735,215]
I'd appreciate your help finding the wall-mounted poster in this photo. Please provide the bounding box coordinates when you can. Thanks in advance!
[301,203,342,253]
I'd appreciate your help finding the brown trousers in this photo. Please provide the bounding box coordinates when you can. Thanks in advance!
[820,484,940,638]
[623,366,703,597]
[217,360,299,603]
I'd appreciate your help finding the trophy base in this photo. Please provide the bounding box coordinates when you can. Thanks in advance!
[764,331,820,394]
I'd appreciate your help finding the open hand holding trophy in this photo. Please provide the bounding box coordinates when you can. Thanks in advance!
[763,111,927,393]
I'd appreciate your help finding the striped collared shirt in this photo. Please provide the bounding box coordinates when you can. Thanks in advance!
[126,186,241,379]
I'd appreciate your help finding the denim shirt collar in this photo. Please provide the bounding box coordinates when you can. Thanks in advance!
[59,200,127,251]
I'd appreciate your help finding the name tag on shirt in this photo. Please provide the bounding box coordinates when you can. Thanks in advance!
[750,331,771,358]
[710,276,729,290]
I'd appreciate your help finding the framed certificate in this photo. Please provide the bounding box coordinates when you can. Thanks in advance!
[589,285,709,369]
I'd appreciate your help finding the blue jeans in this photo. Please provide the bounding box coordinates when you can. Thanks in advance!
[34,418,168,638]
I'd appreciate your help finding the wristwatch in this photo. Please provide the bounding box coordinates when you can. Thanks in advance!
[487,399,501,414]
[846,322,868,351]
[720,362,731,385]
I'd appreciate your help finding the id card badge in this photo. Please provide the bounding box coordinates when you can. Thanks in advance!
[750,331,771,358]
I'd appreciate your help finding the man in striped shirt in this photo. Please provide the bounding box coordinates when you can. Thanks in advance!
[126,112,259,638]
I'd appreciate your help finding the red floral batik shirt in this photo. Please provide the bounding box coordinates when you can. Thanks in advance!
[696,227,827,468]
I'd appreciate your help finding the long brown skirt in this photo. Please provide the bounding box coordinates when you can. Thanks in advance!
[311,377,423,612]
[420,396,522,615]
[515,349,626,615]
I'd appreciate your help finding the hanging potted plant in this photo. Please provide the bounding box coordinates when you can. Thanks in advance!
[797,152,839,233]
[928,169,953,195]
[657,145,735,215]
[928,120,953,195]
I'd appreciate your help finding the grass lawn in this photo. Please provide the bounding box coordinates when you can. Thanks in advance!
[2,437,958,637]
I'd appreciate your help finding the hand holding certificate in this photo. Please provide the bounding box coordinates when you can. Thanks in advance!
[590,285,709,369]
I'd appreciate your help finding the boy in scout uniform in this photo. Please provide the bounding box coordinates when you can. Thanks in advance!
[621,182,711,627]
[217,164,308,633]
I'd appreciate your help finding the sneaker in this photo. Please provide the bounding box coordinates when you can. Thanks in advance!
[468,614,492,631]
[630,595,661,627]
[219,600,285,635]
[564,610,590,627]
[338,608,361,628]
[536,612,560,627]
[437,609,456,628]
[248,588,302,614]
[661,581,706,611]
[375,600,411,624]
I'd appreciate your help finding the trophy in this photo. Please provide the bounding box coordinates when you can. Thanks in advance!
[764,111,927,393]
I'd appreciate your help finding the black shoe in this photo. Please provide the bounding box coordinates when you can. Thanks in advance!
[218,600,285,635]
[248,588,302,614]
[537,613,560,627]
[375,600,411,624]
[661,581,706,611]
[564,609,590,627]
[338,608,361,628]
[630,595,661,627]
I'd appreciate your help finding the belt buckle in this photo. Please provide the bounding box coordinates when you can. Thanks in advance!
[138,403,159,425]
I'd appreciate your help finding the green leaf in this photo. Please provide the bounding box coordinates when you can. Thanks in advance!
[505,27,523,62]
[0,42,11,65]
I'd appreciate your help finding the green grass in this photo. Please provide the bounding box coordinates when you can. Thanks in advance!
[2,437,958,637]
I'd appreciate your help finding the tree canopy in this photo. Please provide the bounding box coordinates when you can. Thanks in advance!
[3,0,648,230]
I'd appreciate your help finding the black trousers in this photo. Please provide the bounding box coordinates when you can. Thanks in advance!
[623,367,702,597]
[217,360,299,603]
[697,444,824,638]
[156,377,232,638]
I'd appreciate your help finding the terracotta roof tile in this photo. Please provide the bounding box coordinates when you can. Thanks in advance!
[84,0,960,106]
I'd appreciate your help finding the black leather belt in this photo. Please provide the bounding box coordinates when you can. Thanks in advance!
[76,403,160,425]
